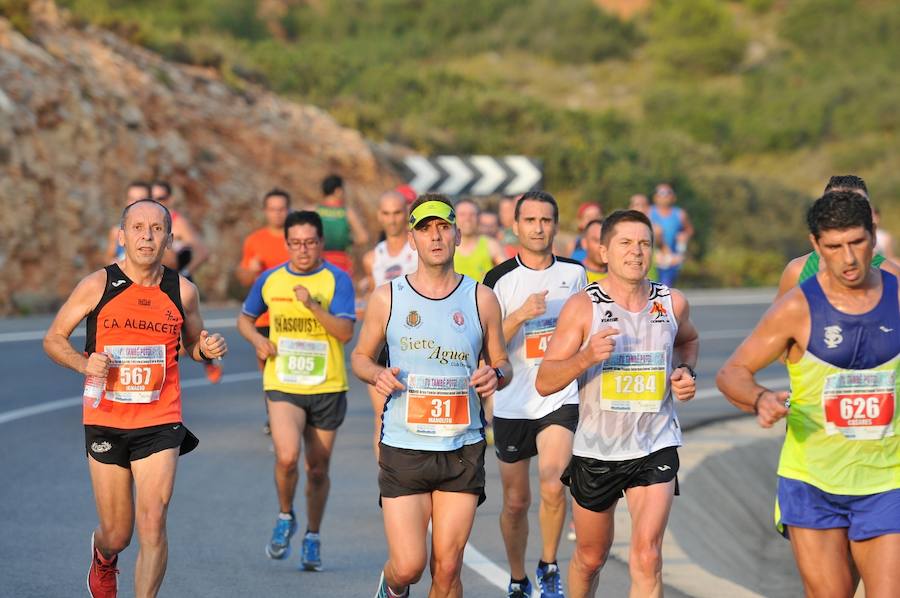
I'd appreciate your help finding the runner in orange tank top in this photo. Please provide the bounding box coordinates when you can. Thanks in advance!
[44,199,227,598]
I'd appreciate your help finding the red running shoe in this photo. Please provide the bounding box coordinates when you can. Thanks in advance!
[88,533,118,598]
[204,361,223,384]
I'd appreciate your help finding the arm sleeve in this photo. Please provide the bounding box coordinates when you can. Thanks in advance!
[328,270,356,320]
[241,269,269,318]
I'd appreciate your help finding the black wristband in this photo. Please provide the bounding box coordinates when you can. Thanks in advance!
[198,345,211,362]
[676,363,696,380]
[753,389,767,415]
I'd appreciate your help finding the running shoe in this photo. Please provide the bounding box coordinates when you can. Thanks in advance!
[88,533,119,598]
[374,571,409,598]
[204,361,223,384]
[300,531,322,571]
[507,577,533,598]
[536,562,564,597]
[265,513,297,560]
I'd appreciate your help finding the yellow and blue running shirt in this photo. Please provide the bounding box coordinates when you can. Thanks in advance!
[780,271,900,495]
[242,261,356,395]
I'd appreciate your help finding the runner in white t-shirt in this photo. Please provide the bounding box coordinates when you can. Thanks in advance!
[484,191,586,598]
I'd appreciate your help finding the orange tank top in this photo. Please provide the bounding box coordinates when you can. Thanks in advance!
[84,264,184,429]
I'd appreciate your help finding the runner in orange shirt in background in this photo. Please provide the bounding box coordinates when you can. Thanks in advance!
[237,189,292,435]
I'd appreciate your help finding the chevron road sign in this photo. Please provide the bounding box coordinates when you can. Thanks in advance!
[399,155,543,196]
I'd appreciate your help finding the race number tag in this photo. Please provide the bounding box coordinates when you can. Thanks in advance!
[523,317,556,365]
[822,370,895,440]
[405,374,471,437]
[275,338,328,385]
[600,351,667,413]
[104,345,166,404]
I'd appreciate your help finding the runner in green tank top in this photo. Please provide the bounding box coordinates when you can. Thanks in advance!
[315,174,369,275]
[797,250,886,283]
[776,174,899,300]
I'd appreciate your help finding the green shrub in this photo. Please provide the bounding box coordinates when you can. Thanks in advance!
[1,0,32,36]
[648,0,748,74]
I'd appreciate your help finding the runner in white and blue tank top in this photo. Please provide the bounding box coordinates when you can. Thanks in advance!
[535,209,700,597]
[351,194,511,598]
[381,274,484,450]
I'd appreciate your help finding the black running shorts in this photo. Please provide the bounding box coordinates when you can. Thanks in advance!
[494,404,579,463]
[562,446,680,512]
[85,422,198,469]
[378,441,486,506]
[266,390,347,431]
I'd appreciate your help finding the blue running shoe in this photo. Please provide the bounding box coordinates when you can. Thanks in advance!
[507,577,533,598]
[265,513,297,560]
[536,562,564,597]
[300,531,322,571]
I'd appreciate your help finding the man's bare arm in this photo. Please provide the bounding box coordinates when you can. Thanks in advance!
[716,290,807,418]
[174,219,209,274]
[671,290,699,369]
[103,227,119,264]
[180,277,226,361]
[351,284,403,397]
[536,292,603,396]
[43,270,107,375]
[488,237,506,265]
[775,255,807,301]
[347,206,370,247]
[475,285,511,395]
[501,290,548,343]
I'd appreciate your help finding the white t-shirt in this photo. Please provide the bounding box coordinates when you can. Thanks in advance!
[484,255,586,419]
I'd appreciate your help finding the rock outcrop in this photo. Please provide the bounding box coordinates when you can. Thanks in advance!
[0,1,398,314]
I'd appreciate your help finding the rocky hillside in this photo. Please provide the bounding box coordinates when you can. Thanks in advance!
[0,1,397,314]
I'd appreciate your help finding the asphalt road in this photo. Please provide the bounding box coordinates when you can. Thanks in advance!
[0,289,784,597]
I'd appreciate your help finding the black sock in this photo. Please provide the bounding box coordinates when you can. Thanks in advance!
[538,560,557,570]
[511,576,528,585]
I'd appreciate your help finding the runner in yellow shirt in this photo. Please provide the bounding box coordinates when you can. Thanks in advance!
[237,210,356,572]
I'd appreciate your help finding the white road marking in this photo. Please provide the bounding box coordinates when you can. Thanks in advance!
[0,317,237,344]
[463,539,508,590]
[0,370,261,425]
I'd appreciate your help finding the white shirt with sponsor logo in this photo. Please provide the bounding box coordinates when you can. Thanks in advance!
[485,255,586,419]
[575,281,682,461]
[372,240,417,288]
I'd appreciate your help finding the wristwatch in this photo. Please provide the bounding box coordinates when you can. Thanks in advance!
[676,363,696,380]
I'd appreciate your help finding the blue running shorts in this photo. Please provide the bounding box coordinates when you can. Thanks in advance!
[777,477,900,541]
